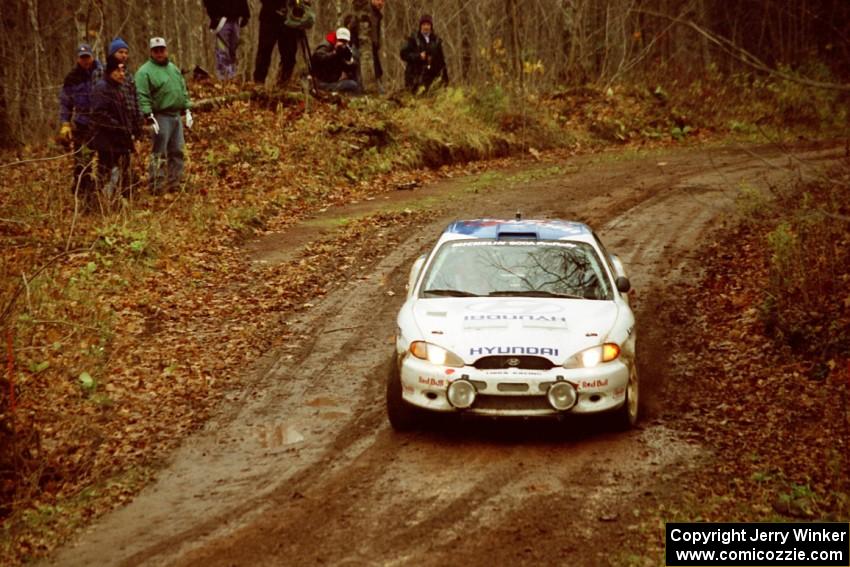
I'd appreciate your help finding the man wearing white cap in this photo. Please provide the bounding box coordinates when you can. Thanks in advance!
[136,37,193,193]
[310,27,361,93]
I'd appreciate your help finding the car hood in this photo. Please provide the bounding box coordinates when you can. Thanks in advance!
[412,297,620,365]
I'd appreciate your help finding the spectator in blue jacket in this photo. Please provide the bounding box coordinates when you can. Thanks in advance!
[59,43,103,197]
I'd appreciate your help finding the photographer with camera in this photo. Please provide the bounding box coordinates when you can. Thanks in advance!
[310,27,361,94]
[254,0,314,86]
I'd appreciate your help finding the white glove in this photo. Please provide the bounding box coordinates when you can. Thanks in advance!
[147,113,160,135]
[185,110,193,129]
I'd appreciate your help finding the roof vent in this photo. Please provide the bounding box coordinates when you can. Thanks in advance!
[497,231,538,240]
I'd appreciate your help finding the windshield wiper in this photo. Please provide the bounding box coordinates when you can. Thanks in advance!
[487,290,584,299]
[423,289,481,297]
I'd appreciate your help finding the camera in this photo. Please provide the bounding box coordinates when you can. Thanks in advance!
[336,44,354,64]
[291,3,304,18]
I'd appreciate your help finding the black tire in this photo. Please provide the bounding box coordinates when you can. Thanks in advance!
[612,362,639,431]
[386,356,421,431]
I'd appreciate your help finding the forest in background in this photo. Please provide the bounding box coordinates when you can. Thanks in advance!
[2,0,850,146]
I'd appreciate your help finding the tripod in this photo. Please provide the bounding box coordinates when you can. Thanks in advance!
[296,29,318,96]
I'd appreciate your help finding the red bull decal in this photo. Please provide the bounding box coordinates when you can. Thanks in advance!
[578,379,609,390]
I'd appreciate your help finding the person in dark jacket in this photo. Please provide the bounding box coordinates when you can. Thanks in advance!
[107,37,143,140]
[203,0,250,80]
[311,27,361,93]
[400,14,449,93]
[343,0,383,93]
[59,43,103,196]
[91,57,135,201]
[254,0,312,85]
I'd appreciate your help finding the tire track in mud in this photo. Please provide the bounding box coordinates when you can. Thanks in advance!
[44,230,435,567]
[44,144,843,567]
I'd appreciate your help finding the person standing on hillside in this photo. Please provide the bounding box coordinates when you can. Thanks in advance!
[91,57,135,201]
[59,43,102,197]
[107,38,143,141]
[254,0,314,86]
[203,0,250,81]
[400,14,448,93]
[136,38,193,194]
[343,0,384,93]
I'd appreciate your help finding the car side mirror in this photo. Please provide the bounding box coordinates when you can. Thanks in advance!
[407,254,427,297]
[610,254,626,278]
[616,276,631,293]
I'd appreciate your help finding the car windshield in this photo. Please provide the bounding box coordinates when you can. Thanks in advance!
[420,239,613,300]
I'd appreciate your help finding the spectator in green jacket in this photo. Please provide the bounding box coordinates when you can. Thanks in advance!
[136,37,193,193]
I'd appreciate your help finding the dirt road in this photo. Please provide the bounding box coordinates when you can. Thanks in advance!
[44,143,842,566]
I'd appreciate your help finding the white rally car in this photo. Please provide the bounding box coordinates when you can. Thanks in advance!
[387,218,638,430]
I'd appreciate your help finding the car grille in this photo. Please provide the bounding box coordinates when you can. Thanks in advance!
[473,356,555,370]
[473,394,552,412]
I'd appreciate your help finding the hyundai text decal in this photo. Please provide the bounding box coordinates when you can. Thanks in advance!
[470,346,559,356]
[465,314,567,323]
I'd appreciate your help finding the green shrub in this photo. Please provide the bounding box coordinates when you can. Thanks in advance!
[756,168,850,358]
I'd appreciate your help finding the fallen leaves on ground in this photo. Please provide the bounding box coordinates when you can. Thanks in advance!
[614,218,850,563]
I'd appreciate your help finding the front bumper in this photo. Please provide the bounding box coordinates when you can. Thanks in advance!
[399,354,629,417]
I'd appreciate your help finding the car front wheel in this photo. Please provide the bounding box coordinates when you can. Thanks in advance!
[386,356,421,431]
[612,362,639,431]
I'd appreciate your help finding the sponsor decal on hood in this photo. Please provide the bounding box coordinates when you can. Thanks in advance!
[469,346,559,357]
[411,297,619,364]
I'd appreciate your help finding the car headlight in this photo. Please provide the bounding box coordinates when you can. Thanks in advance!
[447,380,476,408]
[547,381,577,411]
[567,343,621,368]
[409,341,465,367]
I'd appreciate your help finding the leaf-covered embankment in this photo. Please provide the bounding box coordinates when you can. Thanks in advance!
[616,161,850,563]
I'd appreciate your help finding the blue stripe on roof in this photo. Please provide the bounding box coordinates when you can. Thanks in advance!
[445,219,591,239]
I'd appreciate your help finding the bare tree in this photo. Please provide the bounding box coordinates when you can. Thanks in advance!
[1,0,848,146]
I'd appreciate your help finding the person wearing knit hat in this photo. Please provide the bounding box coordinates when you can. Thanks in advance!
[400,13,449,93]
[106,37,143,140]
[108,37,129,57]
[90,56,136,203]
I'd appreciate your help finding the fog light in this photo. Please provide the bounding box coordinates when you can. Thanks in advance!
[547,381,577,411]
[447,380,476,409]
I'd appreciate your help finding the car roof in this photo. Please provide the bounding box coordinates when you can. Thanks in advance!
[443,219,593,241]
